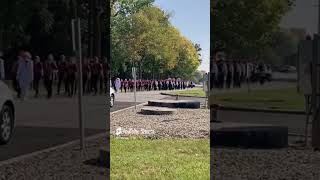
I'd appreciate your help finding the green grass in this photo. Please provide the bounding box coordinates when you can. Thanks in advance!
[213,88,305,111]
[173,88,206,97]
[170,87,305,111]
[110,138,210,180]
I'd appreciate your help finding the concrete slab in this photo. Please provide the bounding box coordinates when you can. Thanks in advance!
[211,122,288,148]
[148,100,201,109]
[140,106,177,115]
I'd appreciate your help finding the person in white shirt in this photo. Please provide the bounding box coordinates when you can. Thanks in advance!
[114,78,121,93]
[0,51,4,80]
[17,51,34,100]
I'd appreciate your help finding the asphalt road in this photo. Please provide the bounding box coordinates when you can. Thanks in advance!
[0,96,135,162]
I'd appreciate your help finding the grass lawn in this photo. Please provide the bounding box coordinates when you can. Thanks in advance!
[171,87,305,111]
[173,88,206,97]
[212,87,305,111]
[110,138,210,180]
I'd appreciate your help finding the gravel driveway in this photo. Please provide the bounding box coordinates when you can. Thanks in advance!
[0,135,108,180]
[110,107,210,138]
[212,147,320,179]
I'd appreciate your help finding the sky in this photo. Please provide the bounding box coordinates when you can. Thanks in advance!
[154,0,210,72]
[281,0,318,34]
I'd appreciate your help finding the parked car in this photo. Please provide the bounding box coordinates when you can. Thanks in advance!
[0,81,15,144]
[279,65,296,73]
[110,86,115,108]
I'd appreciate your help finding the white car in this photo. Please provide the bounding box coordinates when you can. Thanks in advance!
[0,81,15,144]
[110,87,115,107]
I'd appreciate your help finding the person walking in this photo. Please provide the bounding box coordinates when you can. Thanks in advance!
[57,55,67,95]
[91,57,102,95]
[33,56,43,97]
[225,60,233,89]
[124,79,128,93]
[16,52,33,100]
[12,53,23,98]
[82,57,91,94]
[67,57,77,97]
[115,78,121,93]
[43,54,57,98]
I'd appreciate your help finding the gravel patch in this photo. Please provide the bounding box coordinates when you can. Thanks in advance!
[0,136,108,180]
[212,147,320,179]
[111,106,210,138]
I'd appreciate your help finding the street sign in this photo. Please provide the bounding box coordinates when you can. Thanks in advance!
[132,67,137,79]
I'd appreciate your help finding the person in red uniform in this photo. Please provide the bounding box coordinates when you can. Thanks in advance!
[11,51,24,98]
[124,79,128,93]
[102,57,108,94]
[66,56,78,97]
[57,54,67,95]
[33,56,43,97]
[82,57,91,94]
[43,54,58,98]
[91,57,102,95]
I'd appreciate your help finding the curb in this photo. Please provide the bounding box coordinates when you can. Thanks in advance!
[210,104,306,115]
[160,92,207,99]
[0,132,106,167]
[0,102,147,167]
[111,102,148,115]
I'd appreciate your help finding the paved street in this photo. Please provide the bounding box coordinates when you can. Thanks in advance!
[0,94,136,162]
[0,81,305,162]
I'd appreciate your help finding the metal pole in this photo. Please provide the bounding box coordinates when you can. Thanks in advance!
[133,67,137,111]
[74,18,85,151]
[318,0,320,34]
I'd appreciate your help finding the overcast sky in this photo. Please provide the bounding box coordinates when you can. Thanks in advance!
[281,0,318,34]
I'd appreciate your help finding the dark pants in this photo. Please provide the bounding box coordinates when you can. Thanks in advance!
[99,76,104,94]
[83,76,88,94]
[91,74,99,95]
[226,74,232,89]
[67,74,76,97]
[33,77,41,97]
[210,73,216,90]
[233,72,240,88]
[57,73,65,95]
[218,73,224,89]
[13,79,21,98]
[44,77,53,98]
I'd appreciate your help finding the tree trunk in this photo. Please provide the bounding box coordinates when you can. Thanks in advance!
[139,62,142,80]
[88,0,94,58]
[93,0,101,58]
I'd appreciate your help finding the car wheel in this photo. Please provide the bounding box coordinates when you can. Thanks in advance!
[110,94,115,107]
[0,105,14,144]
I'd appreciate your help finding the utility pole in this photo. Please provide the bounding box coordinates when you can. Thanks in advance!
[318,0,320,34]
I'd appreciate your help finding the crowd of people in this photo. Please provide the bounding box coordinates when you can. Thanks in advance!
[112,78,194,93]
[211,60,272,89]
[1,50,108,100]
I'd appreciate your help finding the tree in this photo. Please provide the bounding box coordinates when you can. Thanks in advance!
[111,3,201,79]
[212,0,294,58]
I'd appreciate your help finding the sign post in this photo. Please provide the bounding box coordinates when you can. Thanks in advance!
[72,18,85,151]
[132,67,137,111]
[298,39,313,146]
[203,73,209,108]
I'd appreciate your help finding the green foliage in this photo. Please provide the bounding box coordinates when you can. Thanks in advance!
[111,1,201,79]
[0,0,107,59]
[212,0,294,58]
